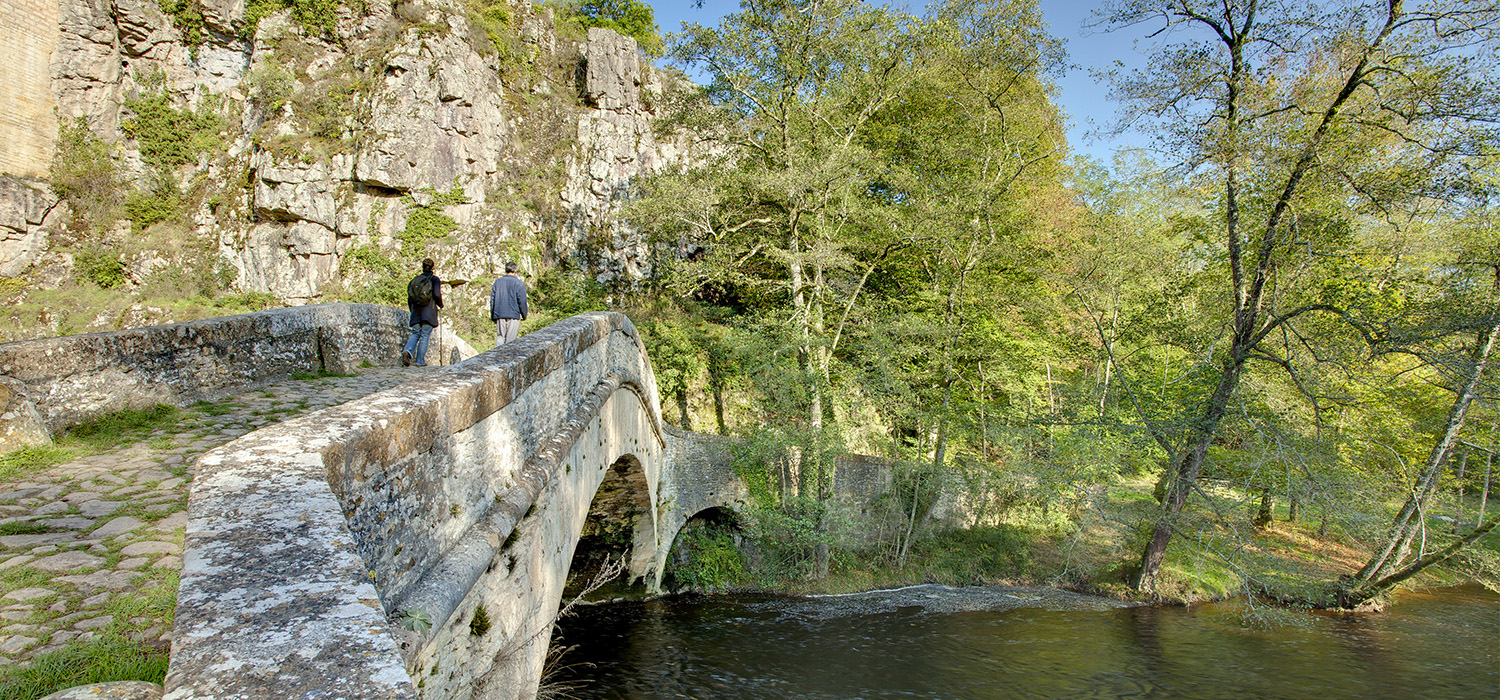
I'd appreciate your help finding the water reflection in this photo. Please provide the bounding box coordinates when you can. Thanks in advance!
[551,585,1498,700]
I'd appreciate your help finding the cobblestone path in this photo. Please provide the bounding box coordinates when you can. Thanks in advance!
[0,366,425,667]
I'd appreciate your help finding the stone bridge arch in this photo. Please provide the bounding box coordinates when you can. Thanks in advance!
[164,312,732,700]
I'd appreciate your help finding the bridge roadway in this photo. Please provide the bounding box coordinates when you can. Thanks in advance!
[0,366,422,667]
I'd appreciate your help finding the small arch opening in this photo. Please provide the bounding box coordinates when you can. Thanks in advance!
[662,506,746,592]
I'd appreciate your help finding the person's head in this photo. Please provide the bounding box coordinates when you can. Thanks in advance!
[505,261,518,274]
[422,258,435,273]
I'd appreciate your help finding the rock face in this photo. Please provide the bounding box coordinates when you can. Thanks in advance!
[0,0,62,176]
[0,176,57,277]
[39,681,164,700]
[0,375,51,451]
[0,0,697,312]
[565,27,689,283]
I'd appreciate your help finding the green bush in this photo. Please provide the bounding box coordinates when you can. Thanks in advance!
[668,521,746,591]
[122,87,226,170]
[398,187,468,255]
[124,173,186,232]
[75,248,127,289]
[246,60,294,117]
[244,0,349,37]
[157,0,205,45]
[50,119,121,236]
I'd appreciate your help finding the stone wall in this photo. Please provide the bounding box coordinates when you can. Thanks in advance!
[0,302,474,436]
[0,0,60,177]
[167,312,671,700]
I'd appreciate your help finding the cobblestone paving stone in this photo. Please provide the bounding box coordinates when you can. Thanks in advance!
[0,367,425,667]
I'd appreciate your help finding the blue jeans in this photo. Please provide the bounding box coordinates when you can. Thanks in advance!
[403,323,434,366]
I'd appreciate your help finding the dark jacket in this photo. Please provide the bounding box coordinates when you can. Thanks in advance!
[407,273,443,326]
[489,274,528,321]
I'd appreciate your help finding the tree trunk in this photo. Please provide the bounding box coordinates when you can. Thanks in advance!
[1288,495,1300,523]
[1253,488,1273,528]
[676,387,692,431]
[1357,314,1499,583]
[897,467,923,565]
[711,377,727,435]
[1454,452,1468,533]
[1135,358,1243,592]
[1480,457,1491,527]
[1341,518,1500,608]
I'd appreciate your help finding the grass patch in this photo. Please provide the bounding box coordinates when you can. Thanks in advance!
[0,566,50,599]
[110,569,178,629]
[0,632,168,700]
[291,369,357,381]
[192,400,237,416]
[0,446,73,485]
[0,521,51,536]
[59,404,182,452]
[146,436,179,450]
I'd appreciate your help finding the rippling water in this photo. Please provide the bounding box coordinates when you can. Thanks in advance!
[550,584,1498,700]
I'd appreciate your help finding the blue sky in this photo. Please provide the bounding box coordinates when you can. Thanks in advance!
[644,1,1154,164]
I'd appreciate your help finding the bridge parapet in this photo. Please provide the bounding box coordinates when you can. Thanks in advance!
[0,303,473,440]
[166,312,665,700]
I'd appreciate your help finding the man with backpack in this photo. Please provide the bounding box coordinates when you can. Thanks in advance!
[402,258,443,367]
[489,261,528,347]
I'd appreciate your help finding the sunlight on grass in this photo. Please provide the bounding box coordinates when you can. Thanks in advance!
[58,404,181,451]
[0,445,73,485]
[0,632,167,700]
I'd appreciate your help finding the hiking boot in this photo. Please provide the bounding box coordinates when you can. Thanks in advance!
[401,349,412,367]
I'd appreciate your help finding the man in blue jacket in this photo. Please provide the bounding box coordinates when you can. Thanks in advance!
[489,261,528,347]
[402,258,443,367]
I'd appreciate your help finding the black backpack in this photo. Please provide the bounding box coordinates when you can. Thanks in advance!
[408,274,434,306]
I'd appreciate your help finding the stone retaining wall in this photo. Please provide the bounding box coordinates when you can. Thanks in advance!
[0,303,474,439]
[0,0,59,177]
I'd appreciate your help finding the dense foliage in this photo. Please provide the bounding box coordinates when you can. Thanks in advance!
[637,0,1500,606]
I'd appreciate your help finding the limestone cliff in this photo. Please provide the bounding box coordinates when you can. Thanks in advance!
[0,0,692,339]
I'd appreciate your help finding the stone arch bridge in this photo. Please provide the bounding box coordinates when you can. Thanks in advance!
[162,311,754,699]
[0,305,896,700]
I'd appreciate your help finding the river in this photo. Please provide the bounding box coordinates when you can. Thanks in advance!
[550,583,1498,699]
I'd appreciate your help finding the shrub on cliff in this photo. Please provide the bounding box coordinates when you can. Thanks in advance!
[50,119,122,237]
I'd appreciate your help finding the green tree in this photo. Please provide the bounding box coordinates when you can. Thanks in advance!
[571,0,663,56]
[640,0,928,576]
[853,0,1069,561]
[1102,0,1500,593]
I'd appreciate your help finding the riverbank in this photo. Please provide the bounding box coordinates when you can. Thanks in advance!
[665,475,1499,608]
